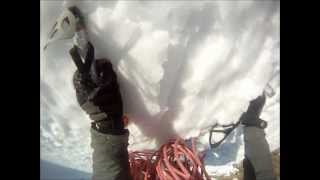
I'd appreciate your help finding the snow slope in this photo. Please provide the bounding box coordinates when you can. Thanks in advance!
[40,0,279,176]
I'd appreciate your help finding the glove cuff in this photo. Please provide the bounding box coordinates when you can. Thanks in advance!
[242,116,268,129]
[91,117,126,135]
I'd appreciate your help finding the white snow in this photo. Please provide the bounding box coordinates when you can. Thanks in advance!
[41,0,279,176]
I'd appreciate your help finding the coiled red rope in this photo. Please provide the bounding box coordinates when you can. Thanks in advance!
[128,138,211,180]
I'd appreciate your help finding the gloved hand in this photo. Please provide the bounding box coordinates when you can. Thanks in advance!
[240,93,268,129]
[70,44,125,135]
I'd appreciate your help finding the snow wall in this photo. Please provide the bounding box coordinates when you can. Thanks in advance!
[41,0,279,176]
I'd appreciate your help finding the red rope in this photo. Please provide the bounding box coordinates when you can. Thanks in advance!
[129,138,211,180]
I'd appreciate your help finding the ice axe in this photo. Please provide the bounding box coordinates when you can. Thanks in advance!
[209,93,268,149]
[43,6,83,51]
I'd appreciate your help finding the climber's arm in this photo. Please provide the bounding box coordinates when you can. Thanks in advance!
[241,94,276,180]
[243,126,275,180]
[70,37,130,180]
[48,5,131,179]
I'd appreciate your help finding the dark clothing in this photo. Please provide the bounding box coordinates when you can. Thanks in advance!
[90,128,131,180]
[243,127,276,180]
[71,42,125,133]
[72,61,124,122]
[241,94,276,180]
[70,44,130,180]
[69,42,94,75]
[243,156,257,180]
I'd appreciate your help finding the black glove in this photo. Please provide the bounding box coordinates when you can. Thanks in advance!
[240,93,268,129]
[70,44,125,135]
[68,6,86,31]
